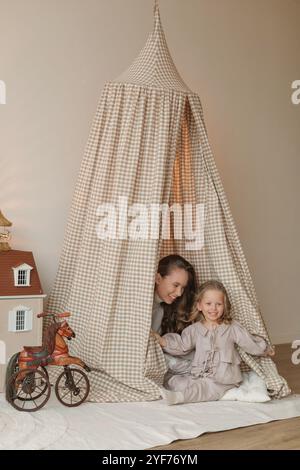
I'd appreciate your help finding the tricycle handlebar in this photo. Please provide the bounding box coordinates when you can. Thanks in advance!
[37,312,71,319]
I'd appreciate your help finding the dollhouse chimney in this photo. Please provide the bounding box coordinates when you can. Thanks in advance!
[0,210,12,251]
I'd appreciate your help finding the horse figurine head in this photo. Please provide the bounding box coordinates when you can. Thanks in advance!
[57,320,75,341]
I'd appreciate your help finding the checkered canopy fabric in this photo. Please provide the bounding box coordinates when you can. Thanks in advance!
[46,4,290,401]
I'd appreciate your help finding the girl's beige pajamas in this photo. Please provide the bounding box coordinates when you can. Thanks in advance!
[163,320,267,404]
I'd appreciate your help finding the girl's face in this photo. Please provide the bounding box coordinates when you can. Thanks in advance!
[155,267,189,304]
[197,289,225,324]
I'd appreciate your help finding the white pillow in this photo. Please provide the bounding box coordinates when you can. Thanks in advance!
[221,371,271,403]
[164,353,193,375]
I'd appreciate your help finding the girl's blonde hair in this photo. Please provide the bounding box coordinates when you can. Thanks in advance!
[189,280,232,324]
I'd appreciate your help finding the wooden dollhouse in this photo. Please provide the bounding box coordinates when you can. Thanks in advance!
[0,210,46,392]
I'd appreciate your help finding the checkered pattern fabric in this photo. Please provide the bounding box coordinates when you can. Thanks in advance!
[46,4,290,401]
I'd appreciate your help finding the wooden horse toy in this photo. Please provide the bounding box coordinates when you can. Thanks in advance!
[6,312,91,412]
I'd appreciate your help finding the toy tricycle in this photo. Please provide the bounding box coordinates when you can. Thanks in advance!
[6,312,91,412]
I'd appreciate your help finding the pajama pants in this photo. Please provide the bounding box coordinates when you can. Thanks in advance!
[166,374,234,403]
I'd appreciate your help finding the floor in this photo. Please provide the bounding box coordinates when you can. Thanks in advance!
[152,343,300,450]
[1,343,300,450]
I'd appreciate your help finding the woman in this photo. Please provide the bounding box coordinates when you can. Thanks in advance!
[151,254,197,375]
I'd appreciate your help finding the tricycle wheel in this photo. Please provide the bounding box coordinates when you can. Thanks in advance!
[55,367,90,407]
[13,365,49,401]
[7,368,51,412]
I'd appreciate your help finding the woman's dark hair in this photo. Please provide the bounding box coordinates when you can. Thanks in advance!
[158,255,197,335]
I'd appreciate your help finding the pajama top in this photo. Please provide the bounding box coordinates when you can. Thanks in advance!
[162,320,267,385]
[151,292,164,334]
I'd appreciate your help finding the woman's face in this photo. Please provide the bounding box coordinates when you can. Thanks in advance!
[155,267,189,304]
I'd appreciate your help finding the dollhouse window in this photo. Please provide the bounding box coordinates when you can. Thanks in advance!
[12,263,33,287]
[8,306,33,332]
[16,310,25,331]
[18,270,27,285]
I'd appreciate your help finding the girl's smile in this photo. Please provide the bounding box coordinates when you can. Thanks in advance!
[198,289,225,326]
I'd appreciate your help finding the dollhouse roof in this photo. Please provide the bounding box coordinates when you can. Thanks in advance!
[0,250,43,297]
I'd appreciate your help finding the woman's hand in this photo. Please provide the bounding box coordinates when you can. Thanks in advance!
[264,345,275,357]
[151,330,167,348]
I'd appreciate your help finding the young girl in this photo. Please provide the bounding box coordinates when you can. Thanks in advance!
[152,280,275,405]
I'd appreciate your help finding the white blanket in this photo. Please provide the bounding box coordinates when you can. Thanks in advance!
[1,392,300,450]
[221,371,271,402]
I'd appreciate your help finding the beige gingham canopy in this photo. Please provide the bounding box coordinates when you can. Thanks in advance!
[46,4,290,400]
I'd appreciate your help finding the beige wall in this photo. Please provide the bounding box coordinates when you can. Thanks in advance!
[0,0,299,344]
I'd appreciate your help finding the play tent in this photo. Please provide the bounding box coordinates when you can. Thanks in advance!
[46,2,290,401]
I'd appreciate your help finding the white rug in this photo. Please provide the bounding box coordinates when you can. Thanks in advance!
[1,392,300,450]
